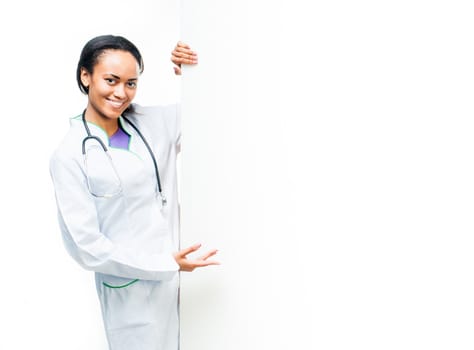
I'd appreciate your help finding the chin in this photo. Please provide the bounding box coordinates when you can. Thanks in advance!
[105,107,126,119]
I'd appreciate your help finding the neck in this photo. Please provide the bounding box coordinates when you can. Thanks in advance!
[84,108,119,137]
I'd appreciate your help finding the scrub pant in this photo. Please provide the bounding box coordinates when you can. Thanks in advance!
[95,273,179,350]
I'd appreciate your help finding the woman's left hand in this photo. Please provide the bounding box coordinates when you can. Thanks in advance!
[173,243,219,272]
[171,41,198,75]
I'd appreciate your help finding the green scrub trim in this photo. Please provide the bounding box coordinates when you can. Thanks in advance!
[118,116,133,150]
[72,115,142,159]
[102,279,139,289]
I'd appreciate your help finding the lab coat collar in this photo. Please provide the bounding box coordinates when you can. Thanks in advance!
[70,114,132,145]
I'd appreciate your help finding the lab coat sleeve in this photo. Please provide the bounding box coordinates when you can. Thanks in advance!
[131,103,180,152]
[49,152,179,281]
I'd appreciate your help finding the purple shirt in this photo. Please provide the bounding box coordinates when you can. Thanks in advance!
[109,125,130,150]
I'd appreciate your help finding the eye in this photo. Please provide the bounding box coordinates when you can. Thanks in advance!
[105,78,116,84]
[127,81,137,88]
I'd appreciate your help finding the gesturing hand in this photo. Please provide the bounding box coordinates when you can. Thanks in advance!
[173,243,219,272]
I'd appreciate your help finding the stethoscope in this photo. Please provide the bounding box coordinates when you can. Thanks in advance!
[81,109,167,206]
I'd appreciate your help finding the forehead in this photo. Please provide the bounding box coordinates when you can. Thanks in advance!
[94,49,139,76]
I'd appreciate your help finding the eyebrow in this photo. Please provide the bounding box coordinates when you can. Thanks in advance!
[107,73,138,81]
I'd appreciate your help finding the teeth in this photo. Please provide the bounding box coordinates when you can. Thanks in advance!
[108,100,123,108]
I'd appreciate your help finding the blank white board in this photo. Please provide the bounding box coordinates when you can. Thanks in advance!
[179,1,474,350]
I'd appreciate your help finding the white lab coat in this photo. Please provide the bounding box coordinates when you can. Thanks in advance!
[50,104,181,350]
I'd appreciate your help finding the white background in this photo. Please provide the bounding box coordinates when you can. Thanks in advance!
[0,1,474,349]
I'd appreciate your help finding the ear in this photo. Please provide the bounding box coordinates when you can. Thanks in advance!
[80,67,91,89]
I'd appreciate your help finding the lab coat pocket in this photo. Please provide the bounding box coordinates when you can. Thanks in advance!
[98,275,156,333]
[101,274,139,289]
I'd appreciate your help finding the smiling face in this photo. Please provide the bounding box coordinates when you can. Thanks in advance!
[81,49,139,134]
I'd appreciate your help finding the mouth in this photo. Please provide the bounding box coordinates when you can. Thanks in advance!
[106,98,127,109]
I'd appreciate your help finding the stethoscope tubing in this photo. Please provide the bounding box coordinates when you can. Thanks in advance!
[81,110,166,205]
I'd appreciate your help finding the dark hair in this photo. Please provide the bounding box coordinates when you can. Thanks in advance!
[76,35,144,94]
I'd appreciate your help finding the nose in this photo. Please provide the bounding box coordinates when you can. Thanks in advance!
[113,83,126,99]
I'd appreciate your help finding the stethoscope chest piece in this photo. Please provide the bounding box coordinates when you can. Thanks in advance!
[159,193,167,207]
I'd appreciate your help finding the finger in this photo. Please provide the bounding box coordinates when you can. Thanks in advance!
[172,45,196,55]
[178,243,201,257]
[178,49,197,57]
[177,41,190,49]
[199,249,218,261]
[172,44,195,53]
[175,51,197,61]
[171,54,182,64]
[174,44,197,55]
[173,66,182,76]
[195,259,220,267]
[172,49,194,57]
[171,54,197,66]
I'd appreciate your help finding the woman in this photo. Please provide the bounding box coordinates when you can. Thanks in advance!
[49,35,219,350]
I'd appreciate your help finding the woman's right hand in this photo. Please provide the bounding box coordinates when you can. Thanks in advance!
[173,243,219,272]
[171,41,198,75]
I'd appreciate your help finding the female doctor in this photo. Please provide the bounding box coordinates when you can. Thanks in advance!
[49,35,219,350]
